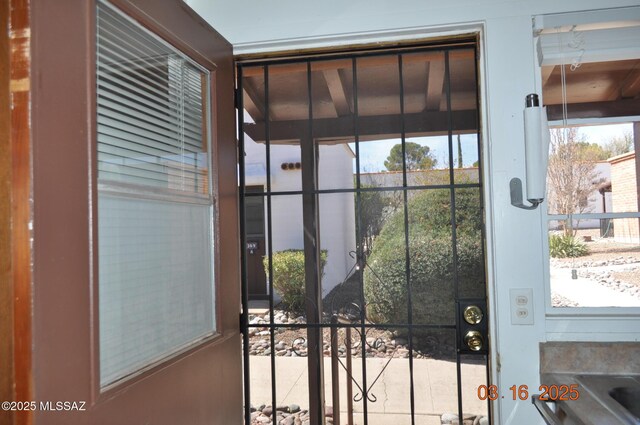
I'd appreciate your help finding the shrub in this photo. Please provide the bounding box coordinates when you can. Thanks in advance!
[364,188,485,328]
[549,234,589,258]
[264,249,328,312]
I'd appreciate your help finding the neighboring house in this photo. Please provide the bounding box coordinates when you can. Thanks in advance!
[547,161,612,231]
[609,151,639,243]
[244,136,357,297]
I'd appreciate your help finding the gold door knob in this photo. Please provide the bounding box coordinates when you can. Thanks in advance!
[463,305,483,325]
[464,330,484,351]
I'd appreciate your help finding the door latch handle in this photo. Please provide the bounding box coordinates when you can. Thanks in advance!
[464,330,484,351]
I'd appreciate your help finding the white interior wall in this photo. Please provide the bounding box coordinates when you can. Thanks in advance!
[190,1,640,423]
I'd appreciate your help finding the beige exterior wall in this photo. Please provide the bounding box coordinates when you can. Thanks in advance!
[610,151,639,243]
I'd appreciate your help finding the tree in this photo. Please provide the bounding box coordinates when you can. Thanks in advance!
[384,142,436,171]
[603,131,633,158]
[547,128,605,235]
[357,186,395,259]
[576,142,608,161]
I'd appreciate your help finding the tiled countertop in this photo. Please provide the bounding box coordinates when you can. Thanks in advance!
[540,372,638,425]
[538,342,640,425]
[540,342,640,376]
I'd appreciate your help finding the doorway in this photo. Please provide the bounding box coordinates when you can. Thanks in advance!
[238,39,490,425]
[245,185,268,298]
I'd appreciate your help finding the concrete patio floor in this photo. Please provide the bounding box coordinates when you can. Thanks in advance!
[247,355,488,425]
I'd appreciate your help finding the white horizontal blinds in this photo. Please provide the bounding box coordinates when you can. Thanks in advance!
[97,3,208,195]
[98,196,215,385]
[96,1,215,387]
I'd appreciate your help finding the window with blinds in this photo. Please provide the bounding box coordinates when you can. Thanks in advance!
[96,0,216,387]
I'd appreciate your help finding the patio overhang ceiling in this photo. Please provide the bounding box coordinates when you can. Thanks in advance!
[542,58,640,122]
[241,46,640,144]
[537,15,640,123]
[241,49,479,144]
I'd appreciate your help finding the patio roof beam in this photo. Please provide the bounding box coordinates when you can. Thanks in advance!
[243,109,477,142]
[425,59,445,111]
[322,68,351,116]
[546,98,640,121]
[541,65,555,89]
[620,66,640,99]
[242,80,266,121]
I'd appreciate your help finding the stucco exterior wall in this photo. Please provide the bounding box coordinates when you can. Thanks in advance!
[610,152,639,243]
[244,137,357,296]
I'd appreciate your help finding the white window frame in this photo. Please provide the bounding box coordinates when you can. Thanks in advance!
[533,9,640,338]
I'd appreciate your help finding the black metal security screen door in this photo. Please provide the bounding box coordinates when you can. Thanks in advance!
[238,39,490,425]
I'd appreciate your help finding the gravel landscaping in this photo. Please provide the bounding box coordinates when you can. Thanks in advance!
[576,267,640,298]
[247,404,488,425]
[247,310,455,360]
[551,256,640,300]
[248,404,328,425]
[550,233,640,305]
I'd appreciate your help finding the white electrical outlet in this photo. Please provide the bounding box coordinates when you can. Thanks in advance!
[510,288,534,325]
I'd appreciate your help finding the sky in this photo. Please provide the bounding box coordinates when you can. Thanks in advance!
[578,122,632,145]
[348,122,634,173]
[350,134,479,173]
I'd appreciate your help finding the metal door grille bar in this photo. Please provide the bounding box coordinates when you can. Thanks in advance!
[351,56,371,425]
[444,48,466,425]
[264,63,279,425]
[397,53,418,425]
[240,182,483,197]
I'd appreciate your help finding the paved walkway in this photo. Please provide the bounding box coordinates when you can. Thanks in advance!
[550,267,639,307]
[248,356,488,425]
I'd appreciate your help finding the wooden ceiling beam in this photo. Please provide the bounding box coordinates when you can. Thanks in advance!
[605,64,640,101]
[242,80,266,121]
[546,98,640,121]
[322,68,350,116]
[243,109,477,142]
[541,65,555,89]
[621,65,640,99]
[425,59,445,111]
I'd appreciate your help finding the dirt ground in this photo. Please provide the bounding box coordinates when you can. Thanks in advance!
[552,229,640,289]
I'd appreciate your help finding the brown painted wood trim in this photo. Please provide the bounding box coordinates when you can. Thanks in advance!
[0,1,15,423]
[9,1,33,425]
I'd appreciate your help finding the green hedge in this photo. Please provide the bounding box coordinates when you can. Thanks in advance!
[264,249,328,312]
[364,188,485,327]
